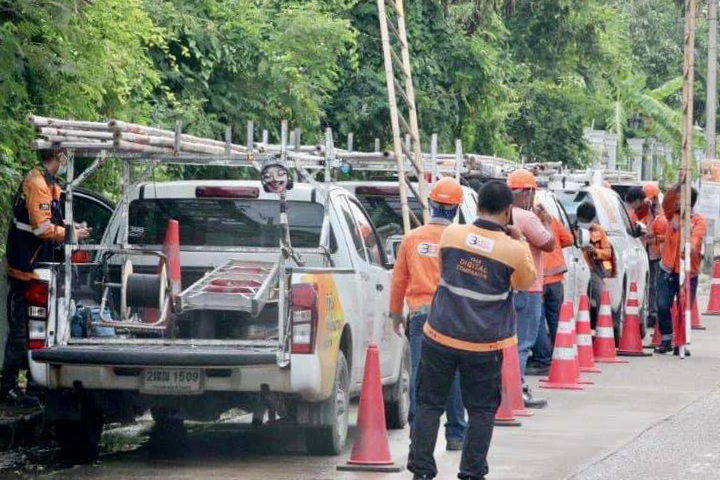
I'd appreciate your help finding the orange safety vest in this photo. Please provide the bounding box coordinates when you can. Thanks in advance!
[660,189,707,276]
[584,224,613,276]
[543,217,574,285]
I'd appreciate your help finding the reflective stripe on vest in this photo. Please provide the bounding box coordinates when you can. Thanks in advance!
[423,322,517,352]
[12,218,33,233]
[438,278,509,302]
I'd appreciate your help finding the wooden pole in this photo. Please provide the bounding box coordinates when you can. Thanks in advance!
[680,0,697,358]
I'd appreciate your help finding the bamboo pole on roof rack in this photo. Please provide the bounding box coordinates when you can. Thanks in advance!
[28,114,110,131]
[37,127,115,140]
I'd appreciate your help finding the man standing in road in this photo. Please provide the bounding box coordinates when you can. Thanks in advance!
[408,180,536,480]
[390,177,467,451]
[528,214,574,376]
[1,149,91,407]
[507,169,554,408]
[655,179,706,355]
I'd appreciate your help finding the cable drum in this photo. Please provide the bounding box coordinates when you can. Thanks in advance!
[121,260,167,318]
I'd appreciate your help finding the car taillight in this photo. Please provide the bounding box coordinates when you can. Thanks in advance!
[195,186,260,198]
[291,283,318,354]
[25,280,48,350]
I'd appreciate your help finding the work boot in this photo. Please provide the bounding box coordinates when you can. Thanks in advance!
[446,439,463,451]
[0,388,41,409]
[673,347,691,357]
[525,363,550,376]
[654,340,673,354]
[522,386,548,409]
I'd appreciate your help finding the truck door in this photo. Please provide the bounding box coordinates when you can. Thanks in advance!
[341,197,396,379]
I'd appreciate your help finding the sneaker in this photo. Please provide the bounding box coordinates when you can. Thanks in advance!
[446,439,463,451]
[673,347,691,357]
[0,388,41,408]
[522,386,548,409]
[654,340,673,354]
[525,364,550,376]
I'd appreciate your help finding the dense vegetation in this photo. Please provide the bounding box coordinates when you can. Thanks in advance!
[0,0,711,243]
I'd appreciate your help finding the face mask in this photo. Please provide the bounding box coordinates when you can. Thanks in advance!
[577,221,593,230]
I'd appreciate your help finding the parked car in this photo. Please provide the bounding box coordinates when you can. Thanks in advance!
[29,180,409,462]
[553,185,650,338]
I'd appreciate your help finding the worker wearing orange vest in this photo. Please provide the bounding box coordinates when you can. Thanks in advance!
[625,187,646,226]
[654,180,707,354]
[575,201,613,329]
[390,177,466,451]
[528,216,574,375]
[1,149,91,407]
[642,182,662,324]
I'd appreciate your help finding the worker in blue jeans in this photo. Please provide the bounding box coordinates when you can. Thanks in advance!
[409,312,466,449]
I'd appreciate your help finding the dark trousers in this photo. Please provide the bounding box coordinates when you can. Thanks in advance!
[656,270,699,341]
[408,339,502,480]
[647,259,660,319]
[1,278,28,395]
[532,281,564,366]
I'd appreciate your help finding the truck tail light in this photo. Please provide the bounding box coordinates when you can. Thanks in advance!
[71,249,92,263]
[24,280,48,350]
[291,283,318,354]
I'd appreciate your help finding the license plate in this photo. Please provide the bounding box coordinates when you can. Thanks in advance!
[141,369,202,395]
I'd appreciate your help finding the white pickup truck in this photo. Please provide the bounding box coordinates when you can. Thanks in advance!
[29,180,409,462]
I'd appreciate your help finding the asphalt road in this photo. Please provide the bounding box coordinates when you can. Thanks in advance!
[3,290,720,480]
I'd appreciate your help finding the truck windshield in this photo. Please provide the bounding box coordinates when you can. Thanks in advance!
[128,198,324,247]
[356,194,424,241]
[554,190,589,223]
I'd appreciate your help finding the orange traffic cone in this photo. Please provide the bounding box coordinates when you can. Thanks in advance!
[494,378,522,427]
[691,297,705,330]
[502,345,533,417]
[576,295,601,373]
[593,289,628,364]
[646,316,661,349]
[567,302,593,384]
[618,283,652,357]
[338,344,403,472]
[705,260,720,315]
[540,302,584,390]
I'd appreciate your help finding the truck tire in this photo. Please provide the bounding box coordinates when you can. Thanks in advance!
[385,340,410,429]
[305,351,349,455]
[54,397,103,464]
[148,408,190,458]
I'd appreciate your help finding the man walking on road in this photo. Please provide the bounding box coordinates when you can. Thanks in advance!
[407,180,536,480]
[1,149,91,407]
[655,179,706,355]
[507,169,554,408]
[390,177,467,451]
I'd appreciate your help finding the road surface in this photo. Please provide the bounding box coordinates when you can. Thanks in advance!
[3,290,720,480]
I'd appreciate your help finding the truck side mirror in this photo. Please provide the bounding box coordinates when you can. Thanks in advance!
[575,228,591,248]
[384,235,403,267]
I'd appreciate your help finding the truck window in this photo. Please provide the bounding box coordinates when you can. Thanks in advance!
[338,197,367,262]
[127,198,328,248]
[356,194,423,243]
[613,195,635,236]
[73,194,113,244]
[344,198,385,266]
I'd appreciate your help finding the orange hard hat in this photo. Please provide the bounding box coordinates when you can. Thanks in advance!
[643,182,660,199]
[429,177,463,205]
[507,168,538,190]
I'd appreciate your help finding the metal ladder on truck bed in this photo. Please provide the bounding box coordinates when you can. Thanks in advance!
[180,260,279,317]
[376,0,429,233]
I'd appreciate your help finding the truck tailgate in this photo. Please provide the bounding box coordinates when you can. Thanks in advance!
[32,345,276,367]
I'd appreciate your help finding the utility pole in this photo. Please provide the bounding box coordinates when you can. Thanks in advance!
[707,0,718,159]
[680,0,697,358]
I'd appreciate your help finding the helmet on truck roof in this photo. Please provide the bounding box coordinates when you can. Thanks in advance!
[429,177,463,205]
[507,168,538,190]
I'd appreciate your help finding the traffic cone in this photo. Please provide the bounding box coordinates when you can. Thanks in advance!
[337,344,403,472]
[576,295,601,373]
[540,302,584,390]
[494,377,522,427]
[646,316,661,349]
[618,282,652,357]
[502,345,533,417]
[593,289,628,364]
[705,260,720,315]
[691,297,706,330]
[567,301,593,384]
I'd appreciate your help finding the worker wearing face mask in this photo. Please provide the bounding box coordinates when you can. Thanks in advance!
[574,202,612,329]
[1,149,92,407]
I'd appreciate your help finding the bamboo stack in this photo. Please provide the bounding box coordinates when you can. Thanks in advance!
[29,115,248,156]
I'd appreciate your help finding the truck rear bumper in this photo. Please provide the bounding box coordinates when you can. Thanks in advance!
[32,346,276,367]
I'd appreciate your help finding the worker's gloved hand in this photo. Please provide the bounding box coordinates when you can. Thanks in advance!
[390,312,406,337]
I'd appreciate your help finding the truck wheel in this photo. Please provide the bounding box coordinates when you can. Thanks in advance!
[305,351,349,455]
[54,398,103,464]
[148,408,190,458]
[385,340,410,429]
